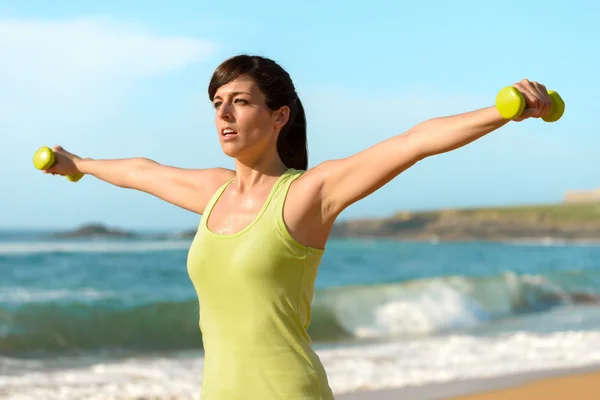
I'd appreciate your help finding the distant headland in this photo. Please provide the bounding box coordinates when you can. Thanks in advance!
[49,223,138,238]
[330,201,600,242]
[329,187,600,241]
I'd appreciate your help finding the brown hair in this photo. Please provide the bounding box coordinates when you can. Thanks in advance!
[208,55,308,170]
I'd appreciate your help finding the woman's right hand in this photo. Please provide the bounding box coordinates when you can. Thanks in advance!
[44,145,83,177]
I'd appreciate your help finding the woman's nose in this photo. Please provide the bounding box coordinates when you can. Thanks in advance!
[217,104,233,121]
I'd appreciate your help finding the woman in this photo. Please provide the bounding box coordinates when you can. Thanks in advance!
[43,54,553,399]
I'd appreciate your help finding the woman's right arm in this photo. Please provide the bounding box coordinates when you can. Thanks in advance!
[44,146,234,215]
[76,157,234,215]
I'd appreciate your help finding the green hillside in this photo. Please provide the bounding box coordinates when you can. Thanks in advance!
[332,202,600,241]
[398,202,600,223]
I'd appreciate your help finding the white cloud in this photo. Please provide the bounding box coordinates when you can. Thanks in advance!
[0,17,214,87]
[0,17,215,136]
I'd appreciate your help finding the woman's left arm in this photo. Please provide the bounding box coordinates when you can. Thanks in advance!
[315,79,553,220]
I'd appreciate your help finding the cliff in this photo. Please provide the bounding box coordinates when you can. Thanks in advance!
[331,202,600,241]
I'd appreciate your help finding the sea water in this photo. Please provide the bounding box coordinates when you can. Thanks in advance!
[1,231,599,399]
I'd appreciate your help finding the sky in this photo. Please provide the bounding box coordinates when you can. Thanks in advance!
[0,0,598,231]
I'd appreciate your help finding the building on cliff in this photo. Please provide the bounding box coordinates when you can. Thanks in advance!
[564,187,600,203]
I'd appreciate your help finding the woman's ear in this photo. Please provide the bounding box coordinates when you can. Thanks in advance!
[274,106,291,129]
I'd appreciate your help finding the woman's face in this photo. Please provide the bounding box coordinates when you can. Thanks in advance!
[212,75,289,162]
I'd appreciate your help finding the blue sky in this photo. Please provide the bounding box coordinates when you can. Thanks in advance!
[0,0,597,230]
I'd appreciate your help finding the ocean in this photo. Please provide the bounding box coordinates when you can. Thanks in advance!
[1,230,600,399]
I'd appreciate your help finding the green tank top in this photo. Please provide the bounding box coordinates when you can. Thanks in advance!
[187,168,335,400]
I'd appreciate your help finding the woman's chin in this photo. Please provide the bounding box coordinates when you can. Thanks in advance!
[220,142,245,158]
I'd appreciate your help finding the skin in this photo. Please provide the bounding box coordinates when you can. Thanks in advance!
[44,77,552,250]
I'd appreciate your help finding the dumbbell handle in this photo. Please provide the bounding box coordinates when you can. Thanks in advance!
[495,86,565,122]
[33,146,84,182]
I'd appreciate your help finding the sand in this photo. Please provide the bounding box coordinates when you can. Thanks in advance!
[336,364,600,399]
[446,370,600,400]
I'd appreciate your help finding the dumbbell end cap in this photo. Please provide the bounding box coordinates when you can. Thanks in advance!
[542,90,565,123]
[33,146,54,170]
[496,86,526,119]
[66,173,84,182]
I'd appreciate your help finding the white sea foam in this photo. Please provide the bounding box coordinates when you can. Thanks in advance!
[317,271,582,339]
[349,282,489,337]
[0,287,117,303]
[0,240,191,255]
[321,330,600,394]
[502,237,600,247]
[2,330,600,399]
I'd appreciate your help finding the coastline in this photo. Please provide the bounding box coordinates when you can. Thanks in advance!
[336,364,600,399]
[30,222,600,245]
[21,199,598,242]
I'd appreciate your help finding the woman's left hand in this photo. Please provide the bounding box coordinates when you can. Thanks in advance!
[512,78,553,121]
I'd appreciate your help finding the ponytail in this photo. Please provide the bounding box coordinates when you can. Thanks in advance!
[277,97,308,170]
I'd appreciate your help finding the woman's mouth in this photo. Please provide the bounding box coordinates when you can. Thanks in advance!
[221,128,237,136]
[221,128,238,141]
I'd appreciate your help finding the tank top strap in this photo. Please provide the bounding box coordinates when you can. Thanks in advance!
[267,168,304,216]
[200,176,235,229]
[262,168,325,257]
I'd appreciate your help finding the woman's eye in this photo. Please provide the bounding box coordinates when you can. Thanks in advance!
[234,98,248,104]
[213,101,222,109]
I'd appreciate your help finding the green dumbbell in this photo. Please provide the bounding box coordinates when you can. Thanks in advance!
[33,146,84,182]
[495,86,565,122]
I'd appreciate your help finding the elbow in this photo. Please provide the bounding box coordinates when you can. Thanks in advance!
[405,118,453,160]
[123,158,158,189]
[399,126,431,162]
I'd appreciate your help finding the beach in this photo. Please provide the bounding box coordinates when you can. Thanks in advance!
[337,365,600,399]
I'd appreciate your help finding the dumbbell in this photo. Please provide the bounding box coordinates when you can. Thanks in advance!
[33,146,84,182]
[495,86,565,122]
